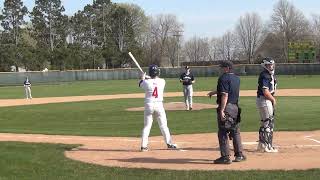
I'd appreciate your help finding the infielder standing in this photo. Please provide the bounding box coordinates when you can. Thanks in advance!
[24,77,32,99]
[179,66,195,110]
[256,57,278,153]
[139,64,177,151]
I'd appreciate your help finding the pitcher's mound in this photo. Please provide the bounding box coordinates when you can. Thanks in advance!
[126,102,217,111]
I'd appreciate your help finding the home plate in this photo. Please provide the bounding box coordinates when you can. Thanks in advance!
[178,149,188,152]
[243,142,258,145]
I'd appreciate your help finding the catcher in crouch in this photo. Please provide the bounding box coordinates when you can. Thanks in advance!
[256,57,278,153]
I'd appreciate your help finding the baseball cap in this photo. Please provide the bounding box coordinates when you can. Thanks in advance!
[185,66,190,69]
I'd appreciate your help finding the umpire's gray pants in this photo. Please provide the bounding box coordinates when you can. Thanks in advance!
[217,125,243,157]
[216,105,243,157]
[183,85,193,108]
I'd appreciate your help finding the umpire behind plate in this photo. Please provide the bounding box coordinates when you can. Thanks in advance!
[207,60,246,164]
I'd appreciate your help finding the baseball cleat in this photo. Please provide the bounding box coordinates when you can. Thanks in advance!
[189,107,193,111]
[140,147,148,152]
[264,147,278,153]
[257,142,268,152]
[167,143,178,149]
[268,146,278,153]
[257,142,278,153]
[213,156,232,164]
[233,155,247,162]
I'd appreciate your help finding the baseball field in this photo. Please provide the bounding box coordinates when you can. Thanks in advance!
[0,75,320,179]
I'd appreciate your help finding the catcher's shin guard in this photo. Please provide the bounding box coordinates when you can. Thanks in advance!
[258,118,274,146]
[269,116,275,146]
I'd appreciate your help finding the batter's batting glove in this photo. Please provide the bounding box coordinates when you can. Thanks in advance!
[140,72,146,80]
[140,72,151,80]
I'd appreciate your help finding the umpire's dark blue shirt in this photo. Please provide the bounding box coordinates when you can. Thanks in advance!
[257,70,277,97]
[216,73,240,105]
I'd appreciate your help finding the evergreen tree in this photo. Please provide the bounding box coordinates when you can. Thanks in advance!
[92,0,112,47]
[30,0,67,52]
[0,0,28,71]
[0,0,28,46]
[30,0,68,70]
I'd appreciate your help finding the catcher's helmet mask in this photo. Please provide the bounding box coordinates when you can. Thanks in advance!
[261,57,275,74]
[149,64,160,78]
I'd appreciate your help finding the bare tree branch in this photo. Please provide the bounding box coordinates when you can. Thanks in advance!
[236,12,263,63]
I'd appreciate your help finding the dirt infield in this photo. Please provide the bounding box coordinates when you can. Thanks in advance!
[0,89,320,171]
[0,131,319,171]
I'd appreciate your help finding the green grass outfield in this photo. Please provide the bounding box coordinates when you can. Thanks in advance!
[0,97,319,136]
[0,75,320,179]
[0,75,320,99]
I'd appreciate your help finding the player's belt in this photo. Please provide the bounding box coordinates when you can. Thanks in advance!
[257,92,274,98]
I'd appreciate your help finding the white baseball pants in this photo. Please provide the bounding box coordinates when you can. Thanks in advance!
[256,96,274,121]
[25,86,32,99]
[183,85,193,109]
[141,102,172,148]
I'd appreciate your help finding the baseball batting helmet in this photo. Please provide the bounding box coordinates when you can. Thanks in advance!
[149,64,160,78]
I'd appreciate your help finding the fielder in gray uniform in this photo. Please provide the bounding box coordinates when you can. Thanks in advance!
[179,66,195,110]
[24,77,32,99]
[256,57,278,153]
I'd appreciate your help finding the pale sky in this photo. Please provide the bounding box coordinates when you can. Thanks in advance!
[1,0,320,39]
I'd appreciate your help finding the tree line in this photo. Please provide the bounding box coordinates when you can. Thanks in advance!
[0,0,320,72]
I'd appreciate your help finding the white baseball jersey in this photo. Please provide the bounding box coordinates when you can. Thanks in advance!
[139,77,173,148]
[139,78,165,103]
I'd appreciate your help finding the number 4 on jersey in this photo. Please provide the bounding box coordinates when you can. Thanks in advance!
[152,87,158,98]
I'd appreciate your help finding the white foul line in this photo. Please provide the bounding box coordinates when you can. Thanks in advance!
[243,142,258,145]
[241,141,320,148]
[305,136,320,144]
